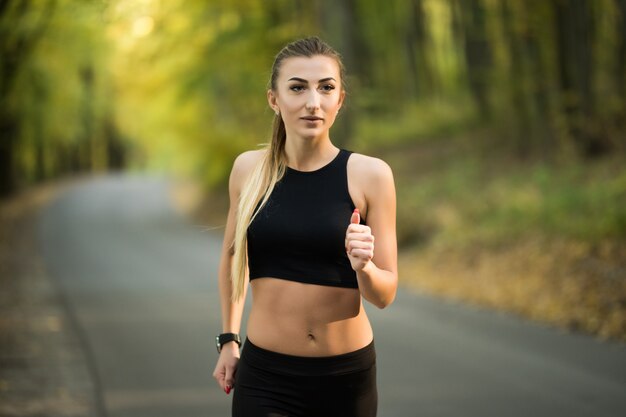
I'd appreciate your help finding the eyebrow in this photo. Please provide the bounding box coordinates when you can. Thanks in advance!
[287,77,337,83]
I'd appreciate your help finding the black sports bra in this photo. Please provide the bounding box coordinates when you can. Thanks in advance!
[247,149,364,288]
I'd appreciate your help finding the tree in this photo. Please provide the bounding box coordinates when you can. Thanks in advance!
[0,0,57,196]
[456,0,492,120]
[552,0,608,156]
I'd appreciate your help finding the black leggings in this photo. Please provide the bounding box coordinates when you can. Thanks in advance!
[232,338,378,417]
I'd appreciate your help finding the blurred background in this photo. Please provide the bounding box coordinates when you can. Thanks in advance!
[2,0,625,341]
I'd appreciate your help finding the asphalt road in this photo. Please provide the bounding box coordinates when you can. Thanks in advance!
[37,175,626,417]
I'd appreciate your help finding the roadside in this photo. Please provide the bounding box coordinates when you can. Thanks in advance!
[399,235,626,343]
[382,137,626,344]
[0,178,101,417]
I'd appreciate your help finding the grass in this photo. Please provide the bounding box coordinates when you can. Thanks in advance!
[384,137,626,248]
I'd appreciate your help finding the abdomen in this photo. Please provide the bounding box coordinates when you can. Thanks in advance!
[247,278,373,357]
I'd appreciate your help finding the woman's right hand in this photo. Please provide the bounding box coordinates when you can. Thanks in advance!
[212,342,240,394]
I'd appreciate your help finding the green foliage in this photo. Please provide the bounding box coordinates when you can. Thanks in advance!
[353,96,478,151]
[107,0,312,186]
[1,0,114,187]
[3,0,625,204]
[396,147,626,249]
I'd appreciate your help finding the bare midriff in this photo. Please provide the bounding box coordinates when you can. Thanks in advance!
[246,277,373,357]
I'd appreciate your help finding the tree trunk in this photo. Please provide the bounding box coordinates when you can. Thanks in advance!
[526,34,553,158]
[615,0,626,146]
[80,65,95,170]
[0,116,17,197]
[458,0,492,120]
[404,0,433,98]
[553,0,608,156]
[501,0,532,157]
[104,117,126,170]
[34,119,46,182]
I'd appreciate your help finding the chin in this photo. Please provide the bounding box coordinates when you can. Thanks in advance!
[297,129,324,140]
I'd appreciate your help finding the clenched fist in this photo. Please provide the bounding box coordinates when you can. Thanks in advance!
[345,209,374,271]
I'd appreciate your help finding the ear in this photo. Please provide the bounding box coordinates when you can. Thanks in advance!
[267,89,279,114]
[338,89,346,110]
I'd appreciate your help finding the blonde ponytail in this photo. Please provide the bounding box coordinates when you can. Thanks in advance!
[230,114,286,301]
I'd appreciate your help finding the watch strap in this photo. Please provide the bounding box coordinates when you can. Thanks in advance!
[216,333,241,353]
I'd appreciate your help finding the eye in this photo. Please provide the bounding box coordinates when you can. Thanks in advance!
[289,85,305,92]
[320,84,336,92]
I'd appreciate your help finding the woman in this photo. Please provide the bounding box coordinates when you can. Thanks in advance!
[212,37,397,417]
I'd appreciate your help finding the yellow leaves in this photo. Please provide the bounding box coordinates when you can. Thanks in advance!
[400,236,626,342]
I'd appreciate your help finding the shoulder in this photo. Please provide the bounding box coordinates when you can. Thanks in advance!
[347,153,395,227]
[348,152,394,184]
[231,149,266,179]
[232,149,266,173]
[229,149,266,192]
[347,152,395,212]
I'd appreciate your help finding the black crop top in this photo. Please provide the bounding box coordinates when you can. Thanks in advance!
[247,149,364,288]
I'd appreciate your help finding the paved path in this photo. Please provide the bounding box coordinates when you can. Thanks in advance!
[37,175,626,417]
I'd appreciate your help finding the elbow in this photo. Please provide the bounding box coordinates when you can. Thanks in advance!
[360,267,398,309]
[374,289,397,309]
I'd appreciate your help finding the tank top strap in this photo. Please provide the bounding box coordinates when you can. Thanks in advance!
[325,149,351,195]
[336,148,353,165]
[325,148,351,177]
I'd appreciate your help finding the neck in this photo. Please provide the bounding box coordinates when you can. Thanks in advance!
[284,135,338,172]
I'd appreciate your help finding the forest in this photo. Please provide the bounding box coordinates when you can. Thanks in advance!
[1,0,625,340]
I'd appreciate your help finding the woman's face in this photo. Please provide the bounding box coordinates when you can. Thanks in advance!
[268,55,345,141]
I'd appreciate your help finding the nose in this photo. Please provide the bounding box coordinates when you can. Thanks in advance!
[305,90,321,112]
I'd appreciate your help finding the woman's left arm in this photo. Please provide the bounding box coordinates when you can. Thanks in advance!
[346,157,397,309]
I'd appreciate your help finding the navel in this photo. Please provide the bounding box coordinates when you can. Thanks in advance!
[307,331,316,341]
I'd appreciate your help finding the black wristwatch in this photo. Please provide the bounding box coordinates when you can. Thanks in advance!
[216,333,241,353]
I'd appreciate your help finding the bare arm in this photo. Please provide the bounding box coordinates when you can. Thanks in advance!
[217,194,246,336]
[346,157,398,309]
[212,150,263,393]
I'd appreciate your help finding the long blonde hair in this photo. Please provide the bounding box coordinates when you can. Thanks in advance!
[230,37,346,301]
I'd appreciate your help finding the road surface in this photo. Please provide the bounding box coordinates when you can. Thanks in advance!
[38,175,626,417]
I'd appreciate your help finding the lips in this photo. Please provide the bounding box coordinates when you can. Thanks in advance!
[301,116,323,122]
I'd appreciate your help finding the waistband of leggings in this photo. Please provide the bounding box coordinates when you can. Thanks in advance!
[241,337,376,377]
